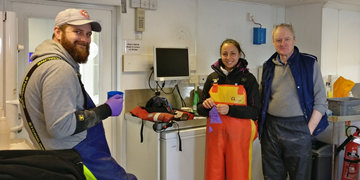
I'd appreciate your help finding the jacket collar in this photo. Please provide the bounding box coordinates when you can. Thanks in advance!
[211,58,249,77]
[266,46,300,67]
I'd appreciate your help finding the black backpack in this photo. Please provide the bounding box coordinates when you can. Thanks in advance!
[0,149,85,180]
[145,96,172,113]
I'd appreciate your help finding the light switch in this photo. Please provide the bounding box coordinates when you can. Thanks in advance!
[149,0,158,10]
[141,0,150,9]
[130,0,141,8]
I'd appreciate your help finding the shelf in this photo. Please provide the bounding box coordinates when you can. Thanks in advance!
[328,115,360,122]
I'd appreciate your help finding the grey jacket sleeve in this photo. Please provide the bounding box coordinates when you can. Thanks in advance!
[313,61,328,115]
[40,61,110,138]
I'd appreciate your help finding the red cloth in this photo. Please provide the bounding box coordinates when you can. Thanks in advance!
[130,106,174,122]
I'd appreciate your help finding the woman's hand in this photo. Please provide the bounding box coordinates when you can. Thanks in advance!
[202,98,215,109]
[216,104,229,115]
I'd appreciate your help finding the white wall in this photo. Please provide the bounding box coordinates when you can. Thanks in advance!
[322,5,360,83]
[121,0,197,90]
[337,10,360,82]
[286,3,324,64]
[321,7,339,78]
[121,0,285,90]
[196,1,284,75]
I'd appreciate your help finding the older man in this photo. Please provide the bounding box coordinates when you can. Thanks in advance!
[19,8,136,180]
[259,23,328,180]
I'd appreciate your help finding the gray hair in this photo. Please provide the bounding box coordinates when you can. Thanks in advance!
[272,23,296,40]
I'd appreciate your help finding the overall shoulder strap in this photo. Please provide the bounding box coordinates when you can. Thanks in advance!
[19,57,61,150]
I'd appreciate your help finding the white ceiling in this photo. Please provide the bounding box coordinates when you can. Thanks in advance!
[226,0,360,7]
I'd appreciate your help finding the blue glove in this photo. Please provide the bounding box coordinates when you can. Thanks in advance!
[105,94,123,116]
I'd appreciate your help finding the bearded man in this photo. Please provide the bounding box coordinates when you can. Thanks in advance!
[19,8,137,180]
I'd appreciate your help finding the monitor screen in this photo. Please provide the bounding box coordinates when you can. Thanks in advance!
[153,47,190,81]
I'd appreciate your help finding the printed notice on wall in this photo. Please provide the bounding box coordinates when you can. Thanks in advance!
[124,40,142,54]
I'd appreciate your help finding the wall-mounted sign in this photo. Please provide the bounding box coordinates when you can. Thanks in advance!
[124,40,142,54]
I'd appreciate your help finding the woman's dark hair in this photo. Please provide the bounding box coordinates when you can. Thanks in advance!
[220,39,245,58]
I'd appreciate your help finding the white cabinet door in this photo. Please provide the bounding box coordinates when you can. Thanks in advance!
[160,127,206,180]
[125,113,206,180]
[126,114,160,180]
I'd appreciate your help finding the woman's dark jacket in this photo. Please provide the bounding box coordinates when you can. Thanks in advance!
[197,58,260,120]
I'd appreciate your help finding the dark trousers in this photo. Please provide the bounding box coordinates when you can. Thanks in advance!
[261,114,312,180]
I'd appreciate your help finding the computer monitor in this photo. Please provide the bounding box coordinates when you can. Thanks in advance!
[153,47,190,81]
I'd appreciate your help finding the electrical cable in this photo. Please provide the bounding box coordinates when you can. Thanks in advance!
[158,81,176,95]
[148,68,164,96]
[175,84,186,107]
[173,121,182,151]
[155,80,163,94]
[148,67,180,97]
[252,18,262,28]
[148,68,155,92]
[152,77,177,95]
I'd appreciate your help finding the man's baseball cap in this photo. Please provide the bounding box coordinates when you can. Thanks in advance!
[55,8,102,32]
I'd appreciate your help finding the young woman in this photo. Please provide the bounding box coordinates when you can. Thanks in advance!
[197,39,260,180]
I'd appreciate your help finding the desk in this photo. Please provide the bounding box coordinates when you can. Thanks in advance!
[328,115,360,180]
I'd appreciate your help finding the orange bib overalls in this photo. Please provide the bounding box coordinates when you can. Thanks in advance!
[204,84,257,180]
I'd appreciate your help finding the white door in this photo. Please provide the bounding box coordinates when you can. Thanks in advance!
[10,1,118,156]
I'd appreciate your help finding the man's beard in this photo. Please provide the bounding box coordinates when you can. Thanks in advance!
[61,34,90,64]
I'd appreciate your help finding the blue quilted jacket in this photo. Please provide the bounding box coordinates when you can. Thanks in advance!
[259,46,328,137]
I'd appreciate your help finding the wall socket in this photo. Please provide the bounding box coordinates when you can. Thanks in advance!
[199,75,207,84]
[248,13,254,21]
[179,79,188,85]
